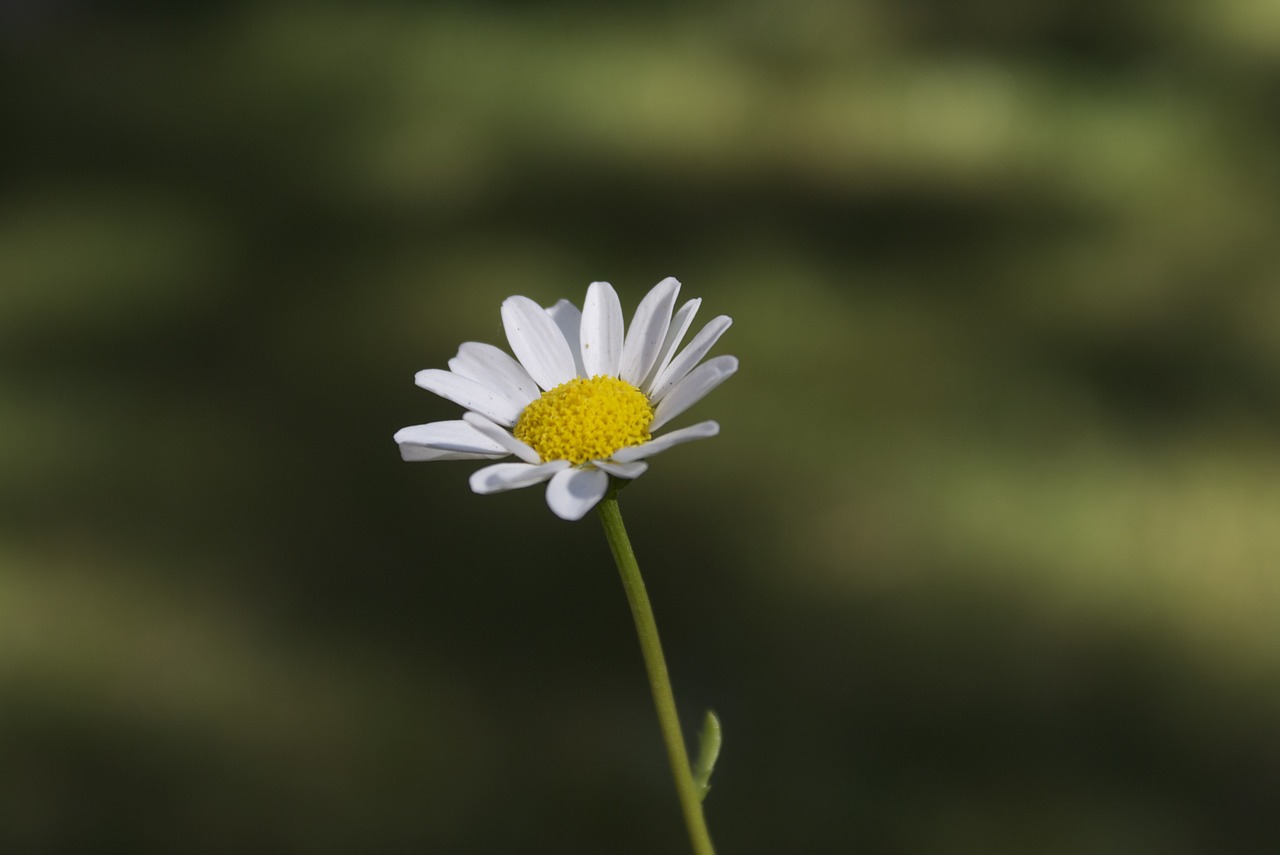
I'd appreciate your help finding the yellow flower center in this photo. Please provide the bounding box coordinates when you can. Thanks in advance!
[514,375,654,465]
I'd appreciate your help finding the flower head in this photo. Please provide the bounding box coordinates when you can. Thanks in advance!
[395,277,736,520]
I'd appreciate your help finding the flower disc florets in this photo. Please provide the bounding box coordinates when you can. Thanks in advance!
[514,375,654,465]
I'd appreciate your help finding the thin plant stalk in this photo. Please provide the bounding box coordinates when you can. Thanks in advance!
[597,495,716,855]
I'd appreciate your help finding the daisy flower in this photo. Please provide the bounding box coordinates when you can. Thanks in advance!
[395,276,737,520]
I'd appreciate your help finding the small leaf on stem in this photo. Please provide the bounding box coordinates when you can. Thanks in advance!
[692,710,722,800]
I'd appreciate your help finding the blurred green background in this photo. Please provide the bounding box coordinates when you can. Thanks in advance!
[3,1,1279,852]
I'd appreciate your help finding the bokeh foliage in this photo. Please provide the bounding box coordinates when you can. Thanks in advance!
[2,2,1279,852]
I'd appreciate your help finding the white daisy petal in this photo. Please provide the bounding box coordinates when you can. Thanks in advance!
[462,411,542,464]
[394,420,510,461]
[648,315,733,403]
[546,299,587,378]
[469,460,570,494]
[502,295,577,391]
[400,446,491,462]
[594,459,649,479]
[581,281,625,378]
[612,420,720,462]
[650,355,738,431]
[448,342,540,407]
[619,276,680,386]
[641,297,700,395]
[415,368,524,426]
[545,467,610,521]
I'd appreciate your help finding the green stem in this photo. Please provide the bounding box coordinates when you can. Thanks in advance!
[597,495,716,855]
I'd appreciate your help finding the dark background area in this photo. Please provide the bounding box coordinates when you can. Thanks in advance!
[2,1,1279,852]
